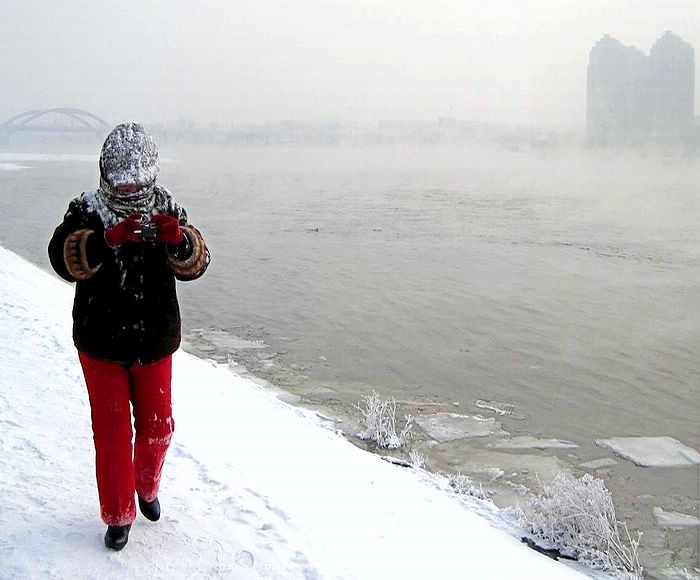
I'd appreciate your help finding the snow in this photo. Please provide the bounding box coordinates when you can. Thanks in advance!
[652,507,700,529]
[595,437,700,467]
[79,189,125,228]
[100,123,159,187]
[414,413,506,442]
[0,246,588,579]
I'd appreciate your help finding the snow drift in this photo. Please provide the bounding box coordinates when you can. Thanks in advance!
[0,246,586,579]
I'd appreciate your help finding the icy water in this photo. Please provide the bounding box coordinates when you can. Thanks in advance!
[1,143,699,576]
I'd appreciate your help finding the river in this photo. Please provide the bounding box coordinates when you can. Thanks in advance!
[1,142,698,575]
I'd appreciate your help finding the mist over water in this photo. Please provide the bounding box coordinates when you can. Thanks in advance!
[171,143,700,573]
[170,144,699,446]
[2,143,698,573]
[3,0,700,574]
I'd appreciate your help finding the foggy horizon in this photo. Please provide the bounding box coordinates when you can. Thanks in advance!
[2,1,699,132]
[2,2,700,575]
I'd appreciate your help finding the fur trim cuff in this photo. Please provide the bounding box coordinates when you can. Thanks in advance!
[64,229,101,281]
[166,226,209,279]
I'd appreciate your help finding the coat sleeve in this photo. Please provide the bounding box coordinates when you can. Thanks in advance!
[165,202,211,281]
[48,198,105,282]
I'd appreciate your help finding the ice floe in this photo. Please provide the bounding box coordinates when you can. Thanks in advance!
[656,567,700,580]
[579,458,618,470]
[414,413,506,442]
[595,437,700,467]
[489,436,578,450]
[475,399,515,416]
[0,162,30,172]
[653,507,700,529]
[0,152,97,162]
[454,450,569,481]
[475,399,528,420]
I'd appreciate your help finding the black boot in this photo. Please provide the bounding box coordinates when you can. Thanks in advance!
[138,496,161,522]
[104,524,131,550]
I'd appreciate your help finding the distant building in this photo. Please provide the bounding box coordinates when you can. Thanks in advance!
[586,31,695,146]
[649,31,695,143]
[586,35,649,145]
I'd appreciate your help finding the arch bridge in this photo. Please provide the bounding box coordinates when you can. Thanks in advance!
[0,108,110,136]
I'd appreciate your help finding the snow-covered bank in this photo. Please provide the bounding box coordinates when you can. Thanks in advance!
[0,246,587,579]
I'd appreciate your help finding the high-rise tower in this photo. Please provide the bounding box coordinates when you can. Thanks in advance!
[586,32,695,146]
[586,35,649,145]
[649,31,695,143]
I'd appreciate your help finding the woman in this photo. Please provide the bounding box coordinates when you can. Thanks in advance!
[48,123,210,550]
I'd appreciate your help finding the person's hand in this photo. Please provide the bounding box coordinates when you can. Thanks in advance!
[151,213,184,246]
[105,213,143,246]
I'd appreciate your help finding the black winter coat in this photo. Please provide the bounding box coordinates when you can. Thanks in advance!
[48,187,209,365]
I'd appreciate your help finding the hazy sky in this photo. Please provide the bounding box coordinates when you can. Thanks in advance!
[1,0,698,130]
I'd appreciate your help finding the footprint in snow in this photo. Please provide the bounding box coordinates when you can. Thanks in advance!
[234,550,255,568]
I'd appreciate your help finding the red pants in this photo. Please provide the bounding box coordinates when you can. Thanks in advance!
[79,352,174,526]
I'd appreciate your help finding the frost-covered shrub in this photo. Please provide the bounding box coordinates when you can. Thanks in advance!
[519,473,643,579]
[355,391,413,450]
[445,472,490,500]
[408,449,427,470]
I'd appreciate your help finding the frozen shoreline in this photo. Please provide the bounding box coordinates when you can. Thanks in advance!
[0,245,588,578]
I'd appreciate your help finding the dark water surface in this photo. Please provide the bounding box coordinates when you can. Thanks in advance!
[1,144,698,575]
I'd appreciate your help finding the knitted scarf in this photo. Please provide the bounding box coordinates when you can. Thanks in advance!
[98,177,157,217]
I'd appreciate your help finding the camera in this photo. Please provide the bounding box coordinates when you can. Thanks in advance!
[134,221,158,239]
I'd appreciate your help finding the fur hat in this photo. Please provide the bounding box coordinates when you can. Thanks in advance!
[99,123,160,189]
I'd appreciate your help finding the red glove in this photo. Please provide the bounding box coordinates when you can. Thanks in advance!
[151,213,184,246]
[105,214,143,246]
